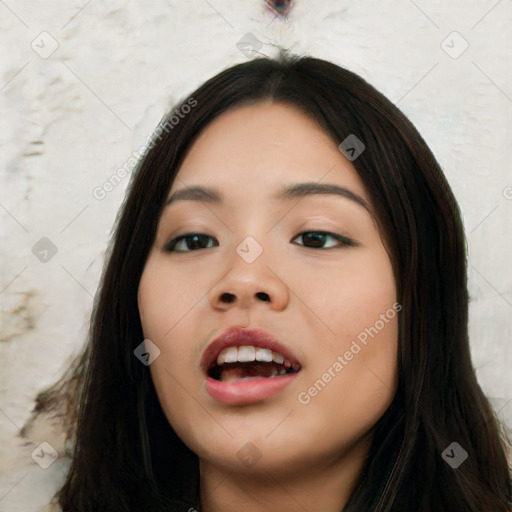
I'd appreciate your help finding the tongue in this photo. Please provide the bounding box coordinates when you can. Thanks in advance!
[219,363,283,382]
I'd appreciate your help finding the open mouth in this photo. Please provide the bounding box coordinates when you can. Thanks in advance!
[207,345,301,382]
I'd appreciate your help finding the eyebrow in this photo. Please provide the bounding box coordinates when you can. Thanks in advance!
[165,182,369,211]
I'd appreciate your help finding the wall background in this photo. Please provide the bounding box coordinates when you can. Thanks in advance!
[1,1,511,510]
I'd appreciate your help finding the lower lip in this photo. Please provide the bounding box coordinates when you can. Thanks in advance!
[205,373,299,405]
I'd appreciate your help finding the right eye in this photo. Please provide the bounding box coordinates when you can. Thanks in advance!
[164,233,219,252]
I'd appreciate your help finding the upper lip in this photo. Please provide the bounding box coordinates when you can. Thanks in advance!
[201,326,302,375]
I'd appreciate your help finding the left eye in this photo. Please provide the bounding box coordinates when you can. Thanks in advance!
[164,231,354,253]
[291,231,354,249]
[164,233,219,252]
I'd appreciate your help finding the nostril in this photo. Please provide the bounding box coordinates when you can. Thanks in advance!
[220,292,236,303]
[219,292,270,303]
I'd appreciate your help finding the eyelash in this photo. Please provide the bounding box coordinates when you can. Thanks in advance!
[163,231,356,253]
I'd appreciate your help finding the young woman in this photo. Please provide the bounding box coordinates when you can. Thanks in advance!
[51,51,511,511]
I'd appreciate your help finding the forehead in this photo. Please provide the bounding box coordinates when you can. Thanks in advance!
[172,101,369,203]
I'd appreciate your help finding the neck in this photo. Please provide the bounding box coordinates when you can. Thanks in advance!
[198,440,369,512]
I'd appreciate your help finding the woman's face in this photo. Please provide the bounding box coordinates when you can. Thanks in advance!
[138,102,398,479]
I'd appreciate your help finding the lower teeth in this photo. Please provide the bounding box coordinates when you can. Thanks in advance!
[239,375,278,381]
[219,368,287,382]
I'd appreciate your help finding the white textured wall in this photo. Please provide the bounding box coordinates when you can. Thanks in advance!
[1,1,511,510]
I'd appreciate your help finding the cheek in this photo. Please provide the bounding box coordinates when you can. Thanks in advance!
[138,258,163,337]
[334,248,398,392]
[138,258,204,432]
[295,246,397,340]
[138,256,201,340]
[138,266,197,377]
[296,247,398,434]
[296,316,398,456]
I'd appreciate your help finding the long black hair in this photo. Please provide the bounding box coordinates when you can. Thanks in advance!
[53,50,511,511]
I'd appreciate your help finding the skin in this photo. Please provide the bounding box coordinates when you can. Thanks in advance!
[138,102,399,512]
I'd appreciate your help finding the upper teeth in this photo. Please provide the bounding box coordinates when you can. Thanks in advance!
[217,346,286,366]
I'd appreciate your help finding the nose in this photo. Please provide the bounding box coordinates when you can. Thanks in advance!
[208,245,290,312]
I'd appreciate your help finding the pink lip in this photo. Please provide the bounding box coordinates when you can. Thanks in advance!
[201,326,302,406]
[206,373,299,406]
